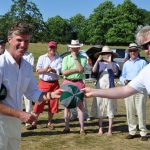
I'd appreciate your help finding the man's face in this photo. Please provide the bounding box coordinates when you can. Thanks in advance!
[48,46,56,56]
[0,43,5,54]
[70,47,80,53]
[8,33,31,58]
[140,34,150,57]
[129,49,139,60]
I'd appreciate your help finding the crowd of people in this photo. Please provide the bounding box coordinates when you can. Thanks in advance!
[0,22,150,149]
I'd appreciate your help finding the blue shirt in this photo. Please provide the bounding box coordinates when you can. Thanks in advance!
[120,57,148,85]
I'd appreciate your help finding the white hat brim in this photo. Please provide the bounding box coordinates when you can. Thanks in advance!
[68,44,83,48]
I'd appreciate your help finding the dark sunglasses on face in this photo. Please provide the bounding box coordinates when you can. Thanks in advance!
[140,41,150,50]
[129,49,138,53]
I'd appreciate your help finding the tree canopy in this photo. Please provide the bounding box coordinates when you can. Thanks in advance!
[0,0,149,45]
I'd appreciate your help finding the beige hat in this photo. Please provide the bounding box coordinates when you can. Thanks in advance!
[94,46,118,58]
[68,40,83,48]
[128,43,139,52]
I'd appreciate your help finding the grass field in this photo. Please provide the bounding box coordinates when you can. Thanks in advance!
[19,43,150,150]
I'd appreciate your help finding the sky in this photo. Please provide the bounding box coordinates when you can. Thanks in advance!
[0,0,149,21]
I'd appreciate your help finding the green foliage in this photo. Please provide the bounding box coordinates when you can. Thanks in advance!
[0,0,149,45]
[47,16,71,43]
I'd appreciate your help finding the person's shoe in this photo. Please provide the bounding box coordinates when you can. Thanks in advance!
[86,117,91,121]
[25,123,31,127]
[141,136,148,141]
[80,130,86,135]
[26,125,37,130]
[46,124,55,130]
[125,134,135,139]
[63,128,70,134]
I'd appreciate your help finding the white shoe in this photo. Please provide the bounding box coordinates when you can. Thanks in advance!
[86,117,91,121]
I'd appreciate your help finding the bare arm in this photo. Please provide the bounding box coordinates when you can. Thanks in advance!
[82,85,138,99]
[0,103,36,123]
[92,55,102,72]
[0,89,63,123]
[37,66,56,74]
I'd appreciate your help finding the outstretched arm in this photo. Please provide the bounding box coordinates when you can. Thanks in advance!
[82,85,138,99]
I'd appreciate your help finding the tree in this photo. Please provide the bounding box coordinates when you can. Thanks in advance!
[2,0,46,42]
[46,16,71,43]
[86,1,115,44]
[105,0,146,45]
[69,14,87,42]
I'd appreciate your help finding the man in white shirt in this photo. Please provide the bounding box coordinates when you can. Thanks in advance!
[0,22,62,150]
[83,25,150,141]
[27,41,62,130]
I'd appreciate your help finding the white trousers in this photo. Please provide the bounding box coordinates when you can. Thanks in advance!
[125,91,147,136]
[23,95,32,113]
[0,115,21,150]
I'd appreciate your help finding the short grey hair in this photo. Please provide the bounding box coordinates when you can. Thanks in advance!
[136,25,150,45]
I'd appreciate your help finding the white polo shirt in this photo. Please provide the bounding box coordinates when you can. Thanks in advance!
[0,50,42,110]
[36,53,62,81]
[129,63,150,95]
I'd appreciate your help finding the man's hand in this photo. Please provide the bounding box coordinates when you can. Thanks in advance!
[18,111,37,124]
[51,89,63,99]
[71,51,77,59]
[81,87,94,97]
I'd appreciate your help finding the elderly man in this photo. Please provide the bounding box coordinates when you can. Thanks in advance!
[27,41,62,130]
[61,39,87,134]
[0,22,62,150]
[82,25,150,141]
[120,43,148,141]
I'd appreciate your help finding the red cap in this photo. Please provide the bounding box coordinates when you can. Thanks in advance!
[48,41,57,47]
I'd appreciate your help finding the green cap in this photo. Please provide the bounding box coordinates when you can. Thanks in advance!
[60,84,84,108]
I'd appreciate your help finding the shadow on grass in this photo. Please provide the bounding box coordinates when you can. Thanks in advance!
[21,130,67,137]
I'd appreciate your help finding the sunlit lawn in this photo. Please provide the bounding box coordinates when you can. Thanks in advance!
[20,79,150,150]
[19,43,150,150]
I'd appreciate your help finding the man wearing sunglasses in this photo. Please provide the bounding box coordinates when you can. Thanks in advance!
[82,25,150,141]
[120,43,148,141]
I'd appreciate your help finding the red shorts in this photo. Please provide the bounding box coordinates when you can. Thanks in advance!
[33,80,59,113]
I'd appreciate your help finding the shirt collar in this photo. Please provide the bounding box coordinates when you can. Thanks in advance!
[4,50,17,65]
[129,57,140,62]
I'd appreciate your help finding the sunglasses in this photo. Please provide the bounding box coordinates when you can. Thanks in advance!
[140,41,150,50]
[129,49,138,53]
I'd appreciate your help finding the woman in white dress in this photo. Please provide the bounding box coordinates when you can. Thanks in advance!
[91,46,119,136]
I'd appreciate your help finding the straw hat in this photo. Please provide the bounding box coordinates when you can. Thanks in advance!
[128,43,139,52]
[94,46,118,58]
[68,40,83,48]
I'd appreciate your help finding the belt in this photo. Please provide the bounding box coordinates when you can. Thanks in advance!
[65,79,83,82]
[40,79,58,83]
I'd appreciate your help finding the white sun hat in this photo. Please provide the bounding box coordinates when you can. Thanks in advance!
[68,40,83,48]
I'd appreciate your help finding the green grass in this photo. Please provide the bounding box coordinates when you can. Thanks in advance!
[19,43,150,150]
[20,80,150,150]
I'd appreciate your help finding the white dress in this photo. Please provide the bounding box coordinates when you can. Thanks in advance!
[91,68,117,118]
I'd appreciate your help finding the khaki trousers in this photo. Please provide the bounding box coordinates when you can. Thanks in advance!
[125,91,147,136]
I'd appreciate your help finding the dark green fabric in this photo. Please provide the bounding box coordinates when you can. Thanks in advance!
[0,84,7,101]
[60,84,84,108]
